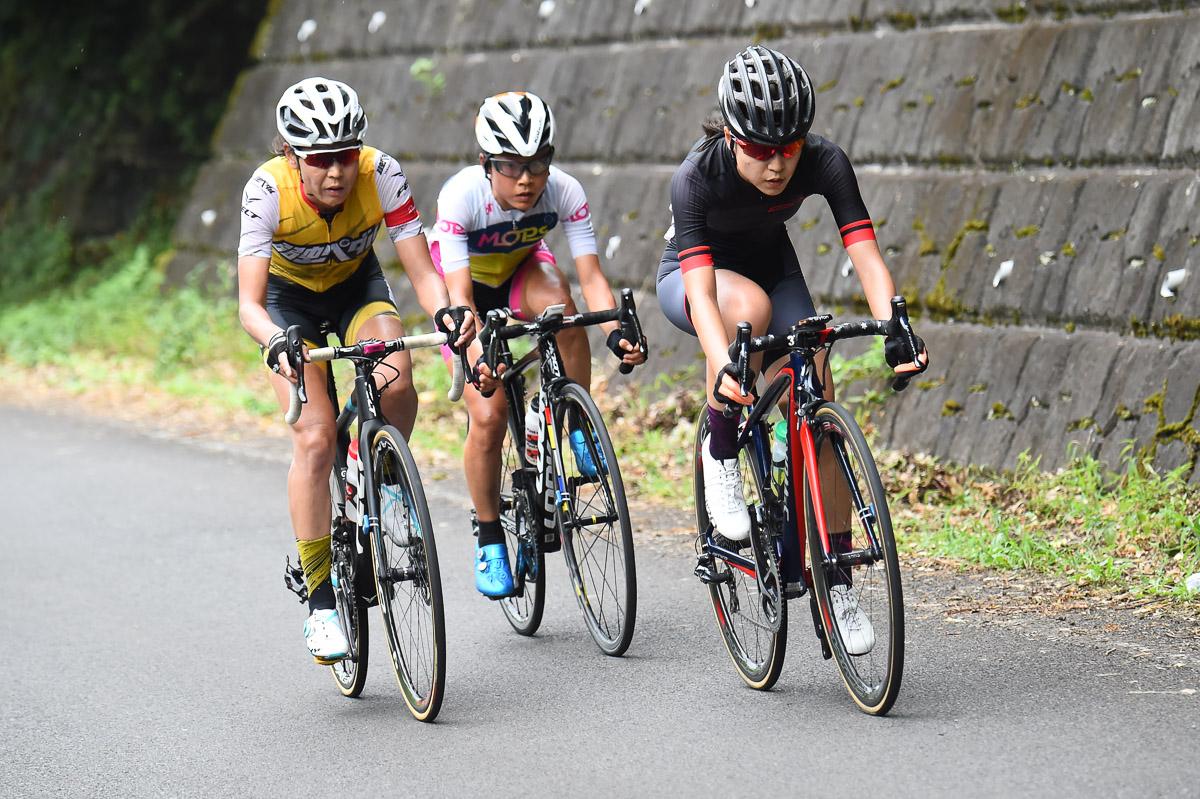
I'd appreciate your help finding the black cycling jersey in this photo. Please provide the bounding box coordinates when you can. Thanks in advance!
[667,133,875,283]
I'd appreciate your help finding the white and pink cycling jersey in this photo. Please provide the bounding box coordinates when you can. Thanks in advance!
[430,164,598,288]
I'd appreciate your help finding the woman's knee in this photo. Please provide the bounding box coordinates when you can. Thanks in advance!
[291,421,336,472]
[466,403,509,449]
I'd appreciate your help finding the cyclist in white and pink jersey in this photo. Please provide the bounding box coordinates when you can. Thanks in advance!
[430,91,646,597]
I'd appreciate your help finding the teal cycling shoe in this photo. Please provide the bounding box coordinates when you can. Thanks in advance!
[475,543,515,598]
[569,429,607,478]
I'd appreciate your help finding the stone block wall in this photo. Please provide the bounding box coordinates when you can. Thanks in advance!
[171,0,1200,479]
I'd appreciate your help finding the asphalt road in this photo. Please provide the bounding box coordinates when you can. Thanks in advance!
[2,407,1197,798]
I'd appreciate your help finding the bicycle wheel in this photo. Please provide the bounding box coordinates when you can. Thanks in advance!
[327,470,369,698]
[369,425,446,722]
[695,408,787,690]
[499,410,546,635]
[553,382,636,656]
[805,402,903,716]
[330,536,370,698]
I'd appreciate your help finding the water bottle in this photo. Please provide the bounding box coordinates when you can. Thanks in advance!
[525,396,542,469]
[346,437,362,524]
[771,420,788,488]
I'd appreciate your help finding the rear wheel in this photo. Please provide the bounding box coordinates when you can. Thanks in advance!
[330,538,369,698]
[805,402,903,716]
[499,411,546,636]
[327,470,369,698]
[369,426,446,722]
[553,382,636,656]
[695,408,787,690]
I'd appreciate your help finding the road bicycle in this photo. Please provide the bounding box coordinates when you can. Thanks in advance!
[475,288,646,656]
[281,310,467,722]
[693,296,924,715]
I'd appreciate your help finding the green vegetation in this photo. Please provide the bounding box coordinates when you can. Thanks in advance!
[888,448,1200,600]
[0,0,267,304]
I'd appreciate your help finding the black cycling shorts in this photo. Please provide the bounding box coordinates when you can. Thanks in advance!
[656,242,816,365]
[266,250,399,347]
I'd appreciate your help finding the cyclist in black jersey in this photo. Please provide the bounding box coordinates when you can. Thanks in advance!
[656,46,927,640]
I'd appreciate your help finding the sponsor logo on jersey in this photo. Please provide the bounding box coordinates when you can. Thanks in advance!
[274,227,380,265]
[437,218,467,235]
[471,213,559,252]
[566,203,590,223]
[253,175,276,195]
[768,197,804,213]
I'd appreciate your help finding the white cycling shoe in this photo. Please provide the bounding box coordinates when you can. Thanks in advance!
[701,435,751,542]
[304,607,349,664]
[830,585,875,655]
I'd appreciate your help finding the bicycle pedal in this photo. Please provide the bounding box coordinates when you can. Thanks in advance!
[694,560,732,585]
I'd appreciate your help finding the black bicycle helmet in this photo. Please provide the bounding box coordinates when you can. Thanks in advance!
[718,45,814,146]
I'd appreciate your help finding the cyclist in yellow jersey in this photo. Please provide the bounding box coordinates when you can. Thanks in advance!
[429,92,646,596]
[237,77,475,663]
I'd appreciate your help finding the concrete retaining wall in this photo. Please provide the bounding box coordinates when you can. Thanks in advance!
[170,0,1200,477]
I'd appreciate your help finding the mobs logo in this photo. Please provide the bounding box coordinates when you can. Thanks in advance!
[275,227,379,265]
[472,213,558,252]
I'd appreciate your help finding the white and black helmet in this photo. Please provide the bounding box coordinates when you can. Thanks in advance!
[718,46,814,146]
[475,92,556,157]
[276,77,368,152]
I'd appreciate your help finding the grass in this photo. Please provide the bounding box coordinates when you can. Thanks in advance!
[881,447,1200,601]
[2,245,1197,605]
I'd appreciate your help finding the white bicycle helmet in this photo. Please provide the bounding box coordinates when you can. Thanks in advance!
[718,46,814,146]
[475,92,555,157]
[276,77,368,152]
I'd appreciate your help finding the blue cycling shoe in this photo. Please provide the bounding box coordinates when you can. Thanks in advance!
[475,543,515,598]
[569,429,607,478]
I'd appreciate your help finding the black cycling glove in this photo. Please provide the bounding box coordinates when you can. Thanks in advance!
[606,329,628,359]
[884,332,927,370]
[264,331,288,373]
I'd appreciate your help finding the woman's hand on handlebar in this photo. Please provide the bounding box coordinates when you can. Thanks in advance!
[606,329,647,368]
[714,362,754,407]
[434,306,477,349]
[266,330,309,384]
[473,358,506,394]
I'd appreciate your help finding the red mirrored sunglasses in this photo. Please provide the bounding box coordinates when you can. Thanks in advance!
[298,147,362,169]
[733,137,803,161]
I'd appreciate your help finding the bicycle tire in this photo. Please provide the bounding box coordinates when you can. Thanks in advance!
[499,409,546,635]
[327,470,369,698]
[368,425,446,722]
[553,382,636,656]
[804,402,903,716]
[330,541,370,698]
[695,408,788,690]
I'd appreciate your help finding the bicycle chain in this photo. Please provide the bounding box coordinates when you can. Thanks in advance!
[751,498,785,635]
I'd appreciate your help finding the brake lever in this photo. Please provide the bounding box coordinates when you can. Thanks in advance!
[718,322,753,417]
[478,309,508,399]
[287,325,307,404]
[617,288,647,376]
[888,296,923,392]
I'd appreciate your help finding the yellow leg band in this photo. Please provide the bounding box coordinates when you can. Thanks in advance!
[296,535,332,593]
[346,301,399,345]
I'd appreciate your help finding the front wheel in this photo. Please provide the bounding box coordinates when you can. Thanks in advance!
[694,408,787,690]
[368,426,446,722]
[553,382,636,656]
[499,409,546,636]
[805,402,903,716]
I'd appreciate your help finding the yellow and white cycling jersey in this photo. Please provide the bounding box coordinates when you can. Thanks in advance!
[237,147,423,292]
